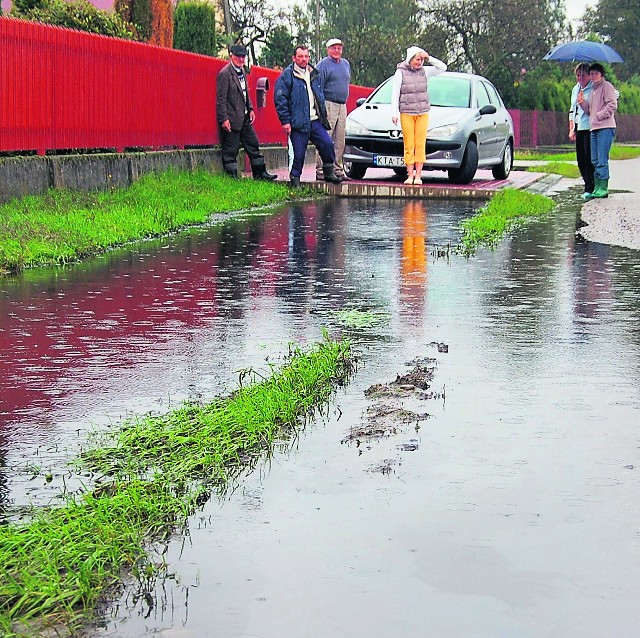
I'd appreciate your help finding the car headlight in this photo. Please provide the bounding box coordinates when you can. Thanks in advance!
[428,124,459,138]
[346,119,372,136]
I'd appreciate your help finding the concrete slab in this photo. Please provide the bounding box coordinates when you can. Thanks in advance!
[259,165,548,199]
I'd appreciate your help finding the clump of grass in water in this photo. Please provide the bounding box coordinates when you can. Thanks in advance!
[0,336,353,637]
[0,169,299,274]
[457,188,555,256]
[335,308,389,329]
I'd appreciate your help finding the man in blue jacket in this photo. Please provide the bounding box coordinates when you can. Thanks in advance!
[274,44,342,187]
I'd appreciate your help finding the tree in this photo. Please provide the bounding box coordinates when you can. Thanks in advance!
[291,0,429,86]
[425,0,568,105]
[227,0,286,64]
[174,0,221,57]
[579,0,639,81]
[258,25,295,69]
[149,0,173,47]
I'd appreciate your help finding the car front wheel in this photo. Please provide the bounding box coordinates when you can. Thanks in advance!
[344,161,367,180]
[492,141,513,180]
[448,139,478,184]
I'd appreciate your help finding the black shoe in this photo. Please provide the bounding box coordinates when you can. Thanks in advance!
[255,170,277,181]
[322,163,343,184]
[289,175,301,188]
[223,163,239,178]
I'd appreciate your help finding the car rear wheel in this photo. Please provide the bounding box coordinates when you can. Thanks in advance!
[344,161,367,180]
[492,141,513,180]
[448,139,478,184]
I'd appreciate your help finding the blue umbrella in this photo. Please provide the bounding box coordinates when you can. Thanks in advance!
[543,40,624,63]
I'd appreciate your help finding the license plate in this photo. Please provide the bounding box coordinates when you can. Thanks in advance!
[374,155,404,167]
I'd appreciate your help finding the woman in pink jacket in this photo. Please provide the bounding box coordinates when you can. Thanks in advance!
[578,63,618,199]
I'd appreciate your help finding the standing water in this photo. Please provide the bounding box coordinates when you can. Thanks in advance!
[1,194,640,636]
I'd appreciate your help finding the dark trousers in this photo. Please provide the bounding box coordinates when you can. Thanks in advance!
[575,129,594,193]
[220,115,264,169]
[289,120,336,177]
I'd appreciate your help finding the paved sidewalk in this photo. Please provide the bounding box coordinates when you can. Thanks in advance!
[578,157,640,251]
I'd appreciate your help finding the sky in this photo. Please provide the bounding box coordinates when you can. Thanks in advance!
[564,0,594,27]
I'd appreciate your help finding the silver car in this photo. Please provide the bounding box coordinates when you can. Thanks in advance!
[344,71,514,184]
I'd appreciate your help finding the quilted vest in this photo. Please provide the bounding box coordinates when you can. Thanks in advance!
[397,61,430,115]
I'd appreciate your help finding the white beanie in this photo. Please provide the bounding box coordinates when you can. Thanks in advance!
[406,46,427,63]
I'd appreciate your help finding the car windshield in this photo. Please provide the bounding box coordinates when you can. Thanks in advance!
[365,75,472,108]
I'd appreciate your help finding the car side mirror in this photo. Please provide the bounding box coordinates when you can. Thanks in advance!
[479,104,497,115]
[356,97,366,107]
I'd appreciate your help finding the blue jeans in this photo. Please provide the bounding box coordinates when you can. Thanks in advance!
[590,127,615,180]
[289,120,335,177]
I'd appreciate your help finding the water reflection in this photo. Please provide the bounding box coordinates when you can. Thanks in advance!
[2,194,640,637]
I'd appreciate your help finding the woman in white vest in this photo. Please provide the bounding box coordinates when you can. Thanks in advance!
[391,46,446,185]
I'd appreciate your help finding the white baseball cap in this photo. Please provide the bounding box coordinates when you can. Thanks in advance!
[326,38,343,48]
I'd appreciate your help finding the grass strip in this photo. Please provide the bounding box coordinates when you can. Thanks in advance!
[515,143,640,163]
[527,162,580,178]
[0,336,353,636]
[0,169,299,274]
[458,188,556,256]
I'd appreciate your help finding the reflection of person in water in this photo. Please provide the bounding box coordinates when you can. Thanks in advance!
[570,235,613,325]
[399,200,427,327]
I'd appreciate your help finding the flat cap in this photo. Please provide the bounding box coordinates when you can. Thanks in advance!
[230,44,248,56]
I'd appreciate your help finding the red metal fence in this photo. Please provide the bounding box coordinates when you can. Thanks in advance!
[2,17,639,155]
[0,17,372,155]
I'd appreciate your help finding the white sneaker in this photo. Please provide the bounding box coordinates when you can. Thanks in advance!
[404,176,414,185]
[413,177,422,185]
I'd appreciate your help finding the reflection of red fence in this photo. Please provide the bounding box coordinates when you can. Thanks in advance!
[0,17,372,155]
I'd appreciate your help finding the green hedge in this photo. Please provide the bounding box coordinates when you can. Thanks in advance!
[11,0,137,40]
[173,0,220,56]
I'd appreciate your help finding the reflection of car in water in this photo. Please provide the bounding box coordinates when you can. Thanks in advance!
[344,71,514,184]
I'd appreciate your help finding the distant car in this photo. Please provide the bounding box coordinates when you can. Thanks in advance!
[344,71,514,184]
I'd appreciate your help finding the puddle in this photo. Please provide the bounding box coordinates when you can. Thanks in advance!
[2,192,640,636]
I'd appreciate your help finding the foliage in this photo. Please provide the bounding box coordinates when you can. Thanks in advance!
[227,0,286,64]
[173,0,220,56]
[258,24,295,69]
[149,0,173,47]
[457,188,556,255]
[425,0,568,103]
[114,0,152,40]
[11,0,138,40]
[0,170,296,274]
[579,0,639,81]
[293,0,429,86]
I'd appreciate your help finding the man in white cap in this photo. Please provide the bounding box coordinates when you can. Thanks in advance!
[315,38,351,180]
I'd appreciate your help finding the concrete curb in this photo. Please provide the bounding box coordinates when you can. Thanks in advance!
[0,146,293,205]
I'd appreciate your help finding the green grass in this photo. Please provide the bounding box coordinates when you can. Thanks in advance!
[527,162,581,178]
[458,188,556,256]
[0,336,353,637]
[0,170,300,274]
[515,143,640,163]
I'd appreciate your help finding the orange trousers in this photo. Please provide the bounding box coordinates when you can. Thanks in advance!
[400,113,429,165]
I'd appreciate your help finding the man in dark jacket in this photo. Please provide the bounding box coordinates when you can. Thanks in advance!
[216,44,276,180]
[274,44,341,187]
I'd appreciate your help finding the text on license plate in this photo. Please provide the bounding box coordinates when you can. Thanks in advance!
[374,155,404,167]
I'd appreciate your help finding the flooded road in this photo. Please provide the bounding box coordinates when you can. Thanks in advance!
[1,194,640,636]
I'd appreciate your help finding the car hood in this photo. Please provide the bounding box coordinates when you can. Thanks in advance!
[348,104,475,133]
